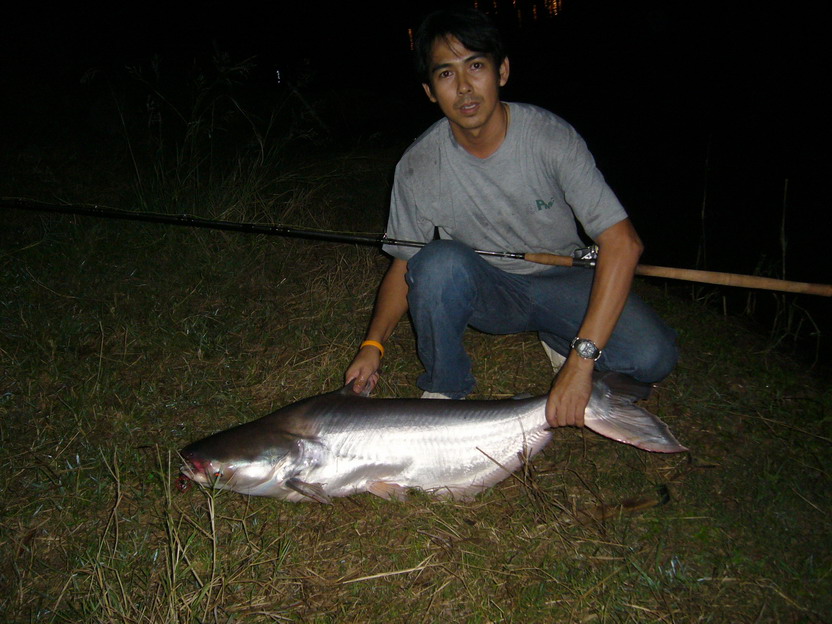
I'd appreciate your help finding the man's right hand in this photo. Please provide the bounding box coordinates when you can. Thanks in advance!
[345,346,381,395]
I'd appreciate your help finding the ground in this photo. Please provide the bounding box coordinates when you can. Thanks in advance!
[1,115,829,622]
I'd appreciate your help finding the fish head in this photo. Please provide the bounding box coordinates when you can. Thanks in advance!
[178,425,309,495]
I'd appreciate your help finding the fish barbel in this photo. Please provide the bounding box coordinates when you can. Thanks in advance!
[179,372,687,502]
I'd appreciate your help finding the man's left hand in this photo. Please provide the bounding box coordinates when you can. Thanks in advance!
[545,354,594,427]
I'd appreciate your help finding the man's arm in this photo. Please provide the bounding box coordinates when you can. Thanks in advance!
[345,258,410,394]
[545,218,643,427]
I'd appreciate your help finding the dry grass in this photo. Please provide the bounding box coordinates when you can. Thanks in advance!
[1,148,830,623]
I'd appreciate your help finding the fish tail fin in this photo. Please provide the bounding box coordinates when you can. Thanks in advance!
[585,373,688,454]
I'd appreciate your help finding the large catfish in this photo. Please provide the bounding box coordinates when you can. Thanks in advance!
[179,372,686,502]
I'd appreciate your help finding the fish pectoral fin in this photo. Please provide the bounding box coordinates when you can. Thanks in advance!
[285,477,332,504]
[367,481,409,501]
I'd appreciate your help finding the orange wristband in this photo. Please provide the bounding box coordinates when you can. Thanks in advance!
[360,340,385,358]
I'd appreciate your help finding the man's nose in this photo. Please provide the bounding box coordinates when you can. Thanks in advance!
[456,74,472,95]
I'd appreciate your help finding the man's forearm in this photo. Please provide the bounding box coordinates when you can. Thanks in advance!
[346,259,410,392]
[575,219,642,350]
[546,219,643,427]
[364,258,410,345]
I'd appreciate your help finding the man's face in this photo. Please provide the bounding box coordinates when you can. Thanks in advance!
[423,36,509,138]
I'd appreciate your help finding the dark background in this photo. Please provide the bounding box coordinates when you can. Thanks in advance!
[2,0,829,352]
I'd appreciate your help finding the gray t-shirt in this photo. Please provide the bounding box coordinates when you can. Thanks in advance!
[383,103,628,275]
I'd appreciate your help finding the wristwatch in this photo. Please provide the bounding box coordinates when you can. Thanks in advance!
[570,337,602,361]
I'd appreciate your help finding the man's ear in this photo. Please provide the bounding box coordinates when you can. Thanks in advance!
[422,82,438,103]
[499,57,510,88]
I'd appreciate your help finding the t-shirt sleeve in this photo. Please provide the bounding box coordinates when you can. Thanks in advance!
[382,162,436,260]
[554,124,628,240]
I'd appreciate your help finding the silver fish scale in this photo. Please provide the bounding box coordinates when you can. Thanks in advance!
[294,395,553,498]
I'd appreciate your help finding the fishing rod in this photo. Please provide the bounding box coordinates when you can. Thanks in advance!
[0,197,583,263]
[4,198,831,297]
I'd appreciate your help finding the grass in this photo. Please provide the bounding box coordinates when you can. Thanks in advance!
[2,70,830,621]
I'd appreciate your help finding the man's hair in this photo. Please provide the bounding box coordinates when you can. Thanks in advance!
[414,8,506,85]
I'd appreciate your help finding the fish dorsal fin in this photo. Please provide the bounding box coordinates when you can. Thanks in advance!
[337,380,372,398]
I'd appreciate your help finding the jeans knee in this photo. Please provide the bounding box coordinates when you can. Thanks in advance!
[632,333,679,382]
[407,240,478,294]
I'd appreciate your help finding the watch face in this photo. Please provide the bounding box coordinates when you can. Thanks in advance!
[574,339,600,359]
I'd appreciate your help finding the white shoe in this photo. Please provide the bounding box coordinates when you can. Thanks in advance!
[421,391,455,399]
[540,340,566,373]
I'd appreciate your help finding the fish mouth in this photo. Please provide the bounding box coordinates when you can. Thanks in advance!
[176,472,194,492]
[179,450,285,495]
[177,464,206,492]
[178,452,221,488]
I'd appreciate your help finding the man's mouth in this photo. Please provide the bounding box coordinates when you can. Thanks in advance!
[458,100,480,115]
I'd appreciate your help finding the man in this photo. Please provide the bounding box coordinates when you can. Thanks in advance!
[345,8,677,427]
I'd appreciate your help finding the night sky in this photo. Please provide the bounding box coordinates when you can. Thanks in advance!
[2,0,829,280]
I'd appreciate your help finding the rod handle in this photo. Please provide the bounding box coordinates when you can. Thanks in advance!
[635,265,832,296]
[522,252,576,267]
[522,252,832,296]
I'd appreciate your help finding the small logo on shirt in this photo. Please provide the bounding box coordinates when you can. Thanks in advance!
[535,197,555,211]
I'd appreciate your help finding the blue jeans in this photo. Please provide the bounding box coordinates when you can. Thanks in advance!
[406,240,678,397]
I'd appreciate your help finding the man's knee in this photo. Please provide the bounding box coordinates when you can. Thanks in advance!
[630,333,679,383]
[407,240,479,291]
